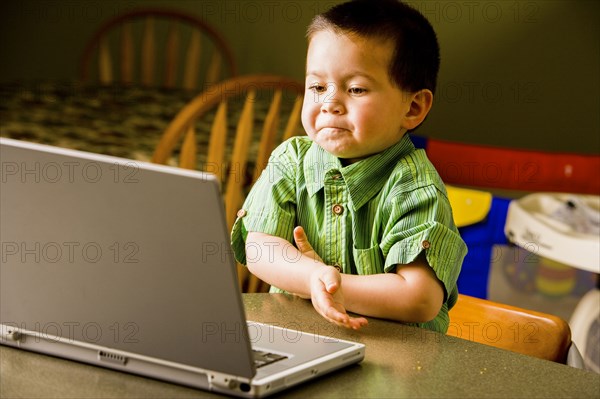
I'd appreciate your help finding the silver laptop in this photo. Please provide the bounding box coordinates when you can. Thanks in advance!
[0,138,365,398]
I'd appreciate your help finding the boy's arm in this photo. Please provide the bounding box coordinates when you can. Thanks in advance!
[245,229,368,329]
[293,227,445,324]
[247,228,444,327]
[341,257,445,323]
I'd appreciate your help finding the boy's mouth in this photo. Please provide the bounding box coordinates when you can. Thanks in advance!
[317,121,351,132]
[319,127,349,135]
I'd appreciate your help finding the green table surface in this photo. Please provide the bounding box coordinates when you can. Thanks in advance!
[2,293,599,398]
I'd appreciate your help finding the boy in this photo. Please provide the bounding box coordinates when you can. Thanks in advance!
[231,0,467,333]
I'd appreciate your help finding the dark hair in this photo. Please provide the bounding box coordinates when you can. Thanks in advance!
[307,0,440,94]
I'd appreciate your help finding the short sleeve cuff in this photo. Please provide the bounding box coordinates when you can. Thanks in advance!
[231,209,294,265]
[384,223,467,295]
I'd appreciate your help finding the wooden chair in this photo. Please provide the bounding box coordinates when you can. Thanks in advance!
[79,7,237,90]
[448,294,573,363]
[152,74,305,293]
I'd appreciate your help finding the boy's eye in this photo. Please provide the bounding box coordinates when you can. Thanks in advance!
[348,87,367,95]
[308,84,327,93]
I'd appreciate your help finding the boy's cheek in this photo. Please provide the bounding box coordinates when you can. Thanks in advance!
[300,111,316,134]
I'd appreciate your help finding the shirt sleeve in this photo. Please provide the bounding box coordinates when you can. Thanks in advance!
[380,184,467,302]
[231,139,300,265]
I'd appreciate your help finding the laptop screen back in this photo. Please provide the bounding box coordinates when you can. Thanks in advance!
[0,138,255,378]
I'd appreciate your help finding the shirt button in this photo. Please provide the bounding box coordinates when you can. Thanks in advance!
[237,209,247,218]
[332,204,344,215]
[422,240,431,249]
[332,174,342,180]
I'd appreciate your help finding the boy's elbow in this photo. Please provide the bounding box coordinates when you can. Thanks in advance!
[412,298,442,322]
[245,253,262,276]
[405,289,444,323]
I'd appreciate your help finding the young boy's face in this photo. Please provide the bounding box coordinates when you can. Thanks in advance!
[302,30,415,164]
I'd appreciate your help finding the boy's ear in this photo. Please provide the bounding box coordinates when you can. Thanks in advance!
[402,89,434,131]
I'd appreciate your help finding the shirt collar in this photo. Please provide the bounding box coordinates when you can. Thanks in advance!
[304,134,416,210]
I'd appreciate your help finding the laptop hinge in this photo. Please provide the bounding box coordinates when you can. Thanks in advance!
[0,325,23,343]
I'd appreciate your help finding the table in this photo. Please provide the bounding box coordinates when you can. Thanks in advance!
[2,294,599,398]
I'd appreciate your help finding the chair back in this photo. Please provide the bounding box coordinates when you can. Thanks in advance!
[80,7,237,90]
[152,74,305,292]
[448,294,572,363]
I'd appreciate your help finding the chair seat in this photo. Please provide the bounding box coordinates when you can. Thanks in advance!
[448,294,572,363]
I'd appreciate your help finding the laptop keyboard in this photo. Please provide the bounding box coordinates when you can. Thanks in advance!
[252,349,288,368]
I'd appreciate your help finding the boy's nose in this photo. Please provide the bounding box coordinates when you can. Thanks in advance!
[320,100,344,114]
[320,90,346,114]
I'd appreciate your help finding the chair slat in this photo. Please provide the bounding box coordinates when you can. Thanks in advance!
[98,37,113,84]
[120,23,134,84]
[205,52,222,87]
[164,23,180,89]
[179,125,197,170]
[206,101,228,171]
[226,92,255,291]
[253,90,282,181]
[183,30,201,91]
[141,17,156,86]
[247,274,263,293]
[225,90,255,230]
[80,8,238,88]
[283,95,303,140]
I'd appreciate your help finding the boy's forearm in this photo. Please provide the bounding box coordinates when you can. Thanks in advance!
[245,231,327,298]
[341,263,444,323]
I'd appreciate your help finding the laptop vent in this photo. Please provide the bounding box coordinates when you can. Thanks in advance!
[98,350,128,365]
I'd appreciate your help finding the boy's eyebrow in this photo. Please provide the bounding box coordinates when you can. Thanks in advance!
[305,70,379,83]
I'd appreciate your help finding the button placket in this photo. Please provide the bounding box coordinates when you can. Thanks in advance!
[323,170,348,271]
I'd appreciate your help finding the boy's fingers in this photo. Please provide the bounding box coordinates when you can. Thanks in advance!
[314,294,367,330]
[320,268,338,292]
[347,317,368,330]
[325,282,338,293]
[321,268,341,293]
[328,310,368,330]
[324,306,349,324]
[293,226,313,253]
[312,286,345,320]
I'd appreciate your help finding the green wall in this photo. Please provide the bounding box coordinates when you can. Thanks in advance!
[1,0,598,154]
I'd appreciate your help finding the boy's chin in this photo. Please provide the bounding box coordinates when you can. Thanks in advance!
[321,147,359,162]
[335,152,369,166]
[339,156,363,166]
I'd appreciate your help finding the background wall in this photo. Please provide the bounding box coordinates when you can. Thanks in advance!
[1,0,598,154]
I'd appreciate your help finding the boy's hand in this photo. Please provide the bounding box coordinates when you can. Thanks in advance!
[309,267,368,329]
[294,226,368,330]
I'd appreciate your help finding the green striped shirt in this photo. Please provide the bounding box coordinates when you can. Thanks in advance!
[231,134,467,333]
